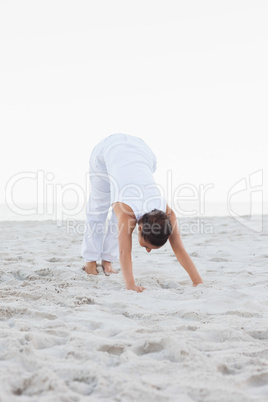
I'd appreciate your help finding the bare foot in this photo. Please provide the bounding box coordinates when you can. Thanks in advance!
[83,261,98,275]
[101,260,117,276]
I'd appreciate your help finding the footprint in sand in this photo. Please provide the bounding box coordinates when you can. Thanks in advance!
[225,311,261,318]
[36,268,51,276]
[4,257,22,262]
[74,296,95,305]
[98,344,125,355]
[257,253,268,258]
[248,330,268,340]
[190,251,199,257]
[217,364,236,375]
[67,375,98,396]
[247,372,268,387]
[134,340,165,355]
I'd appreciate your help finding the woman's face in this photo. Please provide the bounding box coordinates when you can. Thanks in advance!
[138,225,160,253]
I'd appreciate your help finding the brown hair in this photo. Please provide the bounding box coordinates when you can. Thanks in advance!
[138,209,172,247]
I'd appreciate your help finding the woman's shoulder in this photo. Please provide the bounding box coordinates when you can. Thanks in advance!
[112,202,137,220]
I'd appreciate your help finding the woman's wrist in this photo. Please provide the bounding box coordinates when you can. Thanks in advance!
[125,278,135,287]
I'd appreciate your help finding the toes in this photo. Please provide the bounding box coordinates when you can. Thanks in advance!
[102,267,118,275]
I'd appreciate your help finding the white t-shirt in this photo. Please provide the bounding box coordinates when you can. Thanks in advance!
[96,133,166,221]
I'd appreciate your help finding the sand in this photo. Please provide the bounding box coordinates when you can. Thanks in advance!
[0,216,268,401]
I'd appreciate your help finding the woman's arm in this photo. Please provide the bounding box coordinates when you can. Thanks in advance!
[167,205,203,286]
[113,203,146,293]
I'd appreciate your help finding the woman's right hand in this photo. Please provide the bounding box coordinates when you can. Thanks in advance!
[126,283,146,293]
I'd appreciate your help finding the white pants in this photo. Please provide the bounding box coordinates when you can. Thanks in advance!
[81,139,120,262]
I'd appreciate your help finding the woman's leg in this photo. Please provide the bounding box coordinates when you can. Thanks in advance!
[81,146,111,264]
[101,210,119,262]
[101,209,119,274]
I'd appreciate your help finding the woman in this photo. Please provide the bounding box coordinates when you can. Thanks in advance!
[81,133,203,292]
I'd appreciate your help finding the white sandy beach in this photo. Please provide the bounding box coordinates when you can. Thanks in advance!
[0,216,268,401]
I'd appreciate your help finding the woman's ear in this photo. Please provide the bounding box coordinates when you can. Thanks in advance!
[138,225,142,231]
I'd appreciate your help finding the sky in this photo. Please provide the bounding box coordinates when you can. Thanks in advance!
[0,0,267,218]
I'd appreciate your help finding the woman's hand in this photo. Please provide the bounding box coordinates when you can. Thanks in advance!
[126,283,146,293]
